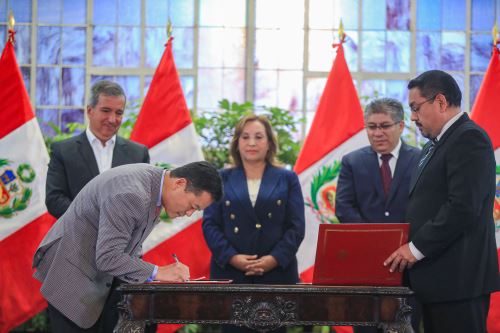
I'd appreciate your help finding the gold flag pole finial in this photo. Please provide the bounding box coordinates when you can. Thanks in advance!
[338,19,345,42]
[167,19,173,39]
[7,10,15,43]
[8,10,15,30]
[493,22,499,47]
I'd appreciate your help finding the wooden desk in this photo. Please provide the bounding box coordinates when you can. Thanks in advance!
[115,283,413,333]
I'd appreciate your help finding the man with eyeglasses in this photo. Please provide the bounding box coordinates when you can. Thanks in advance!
[384,70,499,333]
[335,97,422,333]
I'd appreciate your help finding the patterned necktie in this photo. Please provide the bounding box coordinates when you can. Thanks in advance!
[380,154,392,197]
[418,140,436,168]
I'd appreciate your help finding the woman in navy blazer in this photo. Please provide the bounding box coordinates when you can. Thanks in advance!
[203,114,305,291]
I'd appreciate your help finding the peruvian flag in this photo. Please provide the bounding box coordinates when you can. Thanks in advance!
[0,30,57,331]
[293,39,368,333]
[470,43,500,333]
[130,36,205,333]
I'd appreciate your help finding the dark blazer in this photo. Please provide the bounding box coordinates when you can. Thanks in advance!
[335,141,421,223]
[202,165,305,284]
[45,132,150,218]
[407,113,499,303]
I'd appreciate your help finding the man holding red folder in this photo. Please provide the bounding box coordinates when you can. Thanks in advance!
[385,70,500,333]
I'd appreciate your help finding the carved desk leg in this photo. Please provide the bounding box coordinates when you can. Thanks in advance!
[114,296,146,333]
[380,298,413,333]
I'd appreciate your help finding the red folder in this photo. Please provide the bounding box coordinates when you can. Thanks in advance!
[312,223,409,286]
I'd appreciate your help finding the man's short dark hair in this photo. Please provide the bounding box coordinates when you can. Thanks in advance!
[88,80,126,108]
[170,161,223,202]
[407,70,462,108]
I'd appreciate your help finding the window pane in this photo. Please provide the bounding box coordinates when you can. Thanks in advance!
[309,0,358,30]
[385,80,408,102]
[199,27,224,68]
[416,32,440,71]
[472,0,495,31]
[36,67,60,105]
[38,26,61,65]
[10,0,32,23]
[117,27,140,67]
[36,109,59,137]
[442,0,465,30]
[93,0,117,25]
[39,0,62,23]
[62,27,86,65]
[387,0,410,30]
[308,30,336,72]
[362,31,385,71]
[170,0,195,26]
[180,76,194,109]
[257,0,304,29]
[172,28,194,69]
[145,0,168,25]
[222,69,245,103]
[114,76,140,110]
[200,0,245,27]
[417,0,441,30]
[361,80,385,99]
[255,29,278,69]
[450,73,464,103]
[223,28,246,67]
[254,70,278,106]
[14,25,31,65]
[62,67,85,106]
[93,26,116,66]
[21,67,30,95]
[386,31,410,72]
[61,109,84,131]
[118,0,140,25]
[470,74,484,108]
[306,78,327,111]
[362,0,386,30]
[471,33,492,72]
[278,70,302,111]
[0,1,6,22]
[276,29,303,70]
[63,0,86,24]
[441,32,465,71]
[198,69,223,109]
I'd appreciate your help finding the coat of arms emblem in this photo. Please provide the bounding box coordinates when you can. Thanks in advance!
[0,159,35,218]
[305,161,341,224]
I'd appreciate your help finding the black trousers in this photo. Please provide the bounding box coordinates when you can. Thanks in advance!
[422,294,491,333]
[48,279,157,333]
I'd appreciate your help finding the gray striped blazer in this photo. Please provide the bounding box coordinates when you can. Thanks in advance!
[33,163,163,328]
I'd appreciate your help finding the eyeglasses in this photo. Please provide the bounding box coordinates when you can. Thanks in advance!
[410,96,436,113]
[365,122,399,131]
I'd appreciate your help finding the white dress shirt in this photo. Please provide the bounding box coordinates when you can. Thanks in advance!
[86,128,116,174]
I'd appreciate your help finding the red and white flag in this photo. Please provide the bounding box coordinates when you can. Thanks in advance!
[293,39,368,333]
[470,42,500,333]
[0,29,57,332]
[130,36,206,333]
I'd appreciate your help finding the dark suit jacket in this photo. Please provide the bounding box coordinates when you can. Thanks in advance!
[202,165,305,284]
[407,113,499,303]
[46,132,150,218]
[335,141,421,223]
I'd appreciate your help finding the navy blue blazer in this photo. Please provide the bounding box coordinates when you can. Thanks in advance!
[335,141,421,223]
[202,164,305,284]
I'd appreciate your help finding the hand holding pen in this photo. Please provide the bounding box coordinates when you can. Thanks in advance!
[155,253,190,282]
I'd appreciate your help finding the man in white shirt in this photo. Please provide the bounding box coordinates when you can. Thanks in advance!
[45,80,150,218]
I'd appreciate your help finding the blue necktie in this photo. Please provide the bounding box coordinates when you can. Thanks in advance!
[418,140,436,168]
